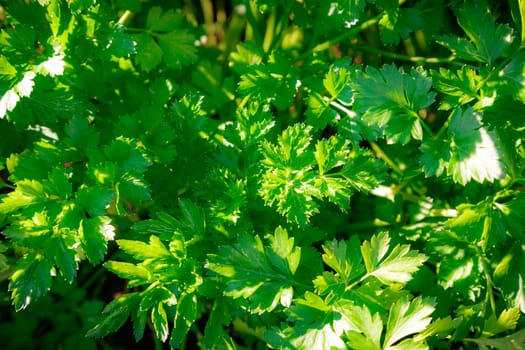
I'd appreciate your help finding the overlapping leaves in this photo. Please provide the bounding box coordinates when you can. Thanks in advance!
[207,226,300,314]
[259,123,384,226]
[134,7,197,71]
[267,232,436,349]
[349,64,436,144]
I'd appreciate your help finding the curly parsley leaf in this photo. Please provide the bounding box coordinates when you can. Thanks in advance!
[259,123,384,225]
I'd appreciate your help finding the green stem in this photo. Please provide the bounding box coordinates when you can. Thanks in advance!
[117,10,134,26]
[266,1,294,53]
[419,117,435,138]
[346,219,392,232]
[518,0,525,45]
[348,42,456,65]
[296,15,381,61]
[478,252,497,316]
[369,141,403,175]
[262,7,276,52]
[123,27,144,33]
[200,0,216,45]
[245,1,264,46]
[330,100,356,117]
[0,180,14,190]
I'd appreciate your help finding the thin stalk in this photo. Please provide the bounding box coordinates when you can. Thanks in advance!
[518,0,525,45]
[117,10,134,26]
[348,42,456,65]
[0,180,14,190]
[369,141,403,175]
[262,7,276,52]
[420,117,435,137]
[296,15,382,61]
[245,1,264,46]
[478,252,497,316]
[330,100,357,117]
[200,0,216,46]
[266,1,295,53]
[346,219,392,231]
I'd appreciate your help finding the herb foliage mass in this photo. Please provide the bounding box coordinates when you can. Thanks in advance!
[0,0,525,349]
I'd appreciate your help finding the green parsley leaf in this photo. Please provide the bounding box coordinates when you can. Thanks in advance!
[342,304,383,350]
[134,32,163,72]
[306,67,352,131]
[151,302,169,342]
[384,296,436,348]
[146,7,183,32]
[103,261,150,286]
[206,227,300,313]
[238,52,299,110]
[284,291,346,349]
[156,31,198,69]
[80,216,115,265]
[350,64,435,144]
[0,56,17,75]
[420,137,451,178]
[380,7,423,46]
[171,292,198,348]
[45,231,78,282]
[437,3,514,64]
[447,107,505,185]
[86,292,142,338]
[361,231,427,286]
[431,66,481,110]
[117,236,171,260]
[465,328,525,350]
[134,7,197,71]
[483,307,520,337]
[321,236,364,286]
[202,296,233,348]
[76,185,114,217]
[9,253,54,311]
[0,179,46,213]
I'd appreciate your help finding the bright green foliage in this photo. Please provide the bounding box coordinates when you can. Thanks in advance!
[259,123,383,225]
[349,64,435,144]
[265,232,433,349]
[1,0,525,349]
[431,66,482,109]
[447,107,504,185]
[92,210,203,346]
[134,6,197,71]
[237,52,299,109]
[379,6,423,46]
[344,296,437,350]
[207,226,300,313]
[361,231,427,285]
[437,2,514,65]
